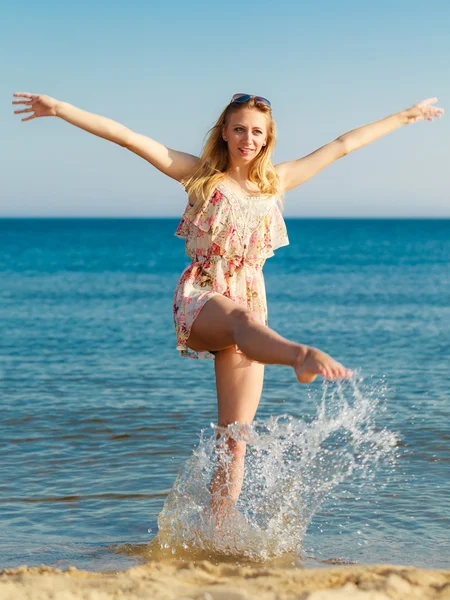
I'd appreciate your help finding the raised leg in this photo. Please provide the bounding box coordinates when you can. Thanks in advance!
[187,295,352,383]
[208,345,264,516]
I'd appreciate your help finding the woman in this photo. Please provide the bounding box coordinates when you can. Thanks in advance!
[12,91,443,515]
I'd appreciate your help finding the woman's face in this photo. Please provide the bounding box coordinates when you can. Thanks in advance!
[223,107,268,163]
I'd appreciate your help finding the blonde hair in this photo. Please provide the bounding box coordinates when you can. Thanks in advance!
[181,98,283,211]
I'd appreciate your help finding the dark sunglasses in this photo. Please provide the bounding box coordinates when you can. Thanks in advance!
[230,93,272,108]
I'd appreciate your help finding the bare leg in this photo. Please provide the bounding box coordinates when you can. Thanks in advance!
[208,346,264,518]
[187,295,352,382]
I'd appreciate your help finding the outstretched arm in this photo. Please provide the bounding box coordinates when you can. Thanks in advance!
[12,92,199,182]
[276,98,444,193]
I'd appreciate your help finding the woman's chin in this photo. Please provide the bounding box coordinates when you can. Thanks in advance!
[233,152,256,163]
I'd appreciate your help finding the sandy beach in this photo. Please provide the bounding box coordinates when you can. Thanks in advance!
[1,560,450,600]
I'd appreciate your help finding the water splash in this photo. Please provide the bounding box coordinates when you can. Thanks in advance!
[155,376,398,561]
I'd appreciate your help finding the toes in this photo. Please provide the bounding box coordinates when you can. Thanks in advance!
[323,368,334,380]
[327,364,353,380]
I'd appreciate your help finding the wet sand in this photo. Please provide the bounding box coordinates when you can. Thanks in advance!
[1,560,450,599]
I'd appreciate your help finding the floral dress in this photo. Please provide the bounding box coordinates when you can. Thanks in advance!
[173,181,289,360]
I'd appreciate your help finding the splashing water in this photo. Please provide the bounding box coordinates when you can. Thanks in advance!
[155,376,398,562]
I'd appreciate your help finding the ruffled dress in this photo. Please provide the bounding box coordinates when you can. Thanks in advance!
[173,181,289,360]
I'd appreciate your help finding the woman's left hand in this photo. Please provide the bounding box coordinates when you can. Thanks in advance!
[405,98,444,124]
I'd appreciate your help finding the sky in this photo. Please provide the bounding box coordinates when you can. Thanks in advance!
[2,0,449,217]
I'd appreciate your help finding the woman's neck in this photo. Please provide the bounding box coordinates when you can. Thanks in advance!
[223,173,265,197]
[225,164,250,183]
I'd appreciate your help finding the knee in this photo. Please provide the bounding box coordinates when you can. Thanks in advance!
[233,309,261,332]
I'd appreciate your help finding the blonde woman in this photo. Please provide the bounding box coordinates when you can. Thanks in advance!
[12,91,443,516]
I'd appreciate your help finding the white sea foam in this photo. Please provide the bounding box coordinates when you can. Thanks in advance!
[156,376,398,561]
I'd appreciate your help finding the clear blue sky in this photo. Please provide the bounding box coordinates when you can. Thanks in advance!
[2,0,449,217]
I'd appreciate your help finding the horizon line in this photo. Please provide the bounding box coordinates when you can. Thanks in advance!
[0,216,449,221]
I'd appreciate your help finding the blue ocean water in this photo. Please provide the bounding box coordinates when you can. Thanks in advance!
[0,218,449,571]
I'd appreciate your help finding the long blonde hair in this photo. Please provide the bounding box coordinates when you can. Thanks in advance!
[181,98,283,211]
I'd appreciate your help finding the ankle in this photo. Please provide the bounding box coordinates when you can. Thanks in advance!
[292,344,309,368]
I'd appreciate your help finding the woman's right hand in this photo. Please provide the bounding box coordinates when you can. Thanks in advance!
[12,93,59,122]
[294,346,352,383]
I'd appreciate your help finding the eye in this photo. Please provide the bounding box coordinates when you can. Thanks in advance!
[235,127,243,131]
[254,130,263,135]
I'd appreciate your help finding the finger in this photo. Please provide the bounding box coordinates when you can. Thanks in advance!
[14,108,34,114]
[418,97,438,105]
[12,100,33,105]
[22,115,36,122]
[13,92,38,98]
[425,107,442,116]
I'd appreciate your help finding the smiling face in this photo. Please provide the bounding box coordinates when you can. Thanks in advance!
[222,107,269,164]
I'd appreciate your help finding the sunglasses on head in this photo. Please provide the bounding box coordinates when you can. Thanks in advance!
[230,93,272,108]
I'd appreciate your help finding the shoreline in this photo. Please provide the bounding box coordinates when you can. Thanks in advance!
[1,560,450,599]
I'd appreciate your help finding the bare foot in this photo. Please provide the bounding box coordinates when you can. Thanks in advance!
[294,346,352,383]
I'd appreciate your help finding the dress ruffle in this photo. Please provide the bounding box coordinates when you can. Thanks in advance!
[175,185,288,261]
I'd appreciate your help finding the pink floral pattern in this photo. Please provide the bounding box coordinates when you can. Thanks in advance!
[173,182,289,360]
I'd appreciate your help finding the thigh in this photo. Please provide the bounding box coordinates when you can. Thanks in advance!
[187,294,247,353]
[214,346,265,427]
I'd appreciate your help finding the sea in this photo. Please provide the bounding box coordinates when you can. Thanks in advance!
[0,217,449,572]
